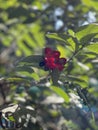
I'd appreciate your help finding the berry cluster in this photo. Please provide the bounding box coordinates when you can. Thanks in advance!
[39,47,67,71]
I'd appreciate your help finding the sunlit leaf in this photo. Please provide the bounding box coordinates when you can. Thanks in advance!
[66,37,76,51]
[75,23,98,44]
[85,43,98,54]
[46,33,66,43]
[51,86,69,103]
[57,45,66,57]
[6,77,30,83]
[82,0,98,10]
[8,116,15,122]
[17,40,32,55]
[31,73,40,81]
[46,32,77,52]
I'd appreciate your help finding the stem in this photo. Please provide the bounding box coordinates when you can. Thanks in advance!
[66,45,85,64]
[0,83,6,103]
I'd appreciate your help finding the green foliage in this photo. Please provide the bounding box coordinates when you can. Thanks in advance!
[0,0,98,130]
[16,86,25,94]
[82,0,98,10]
[51,86,69,103]
[75,23,98,44]
[86,43,98,54]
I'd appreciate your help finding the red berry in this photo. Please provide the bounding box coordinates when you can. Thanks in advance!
[58,65,64,71]
[44,47,52,55]
[43,47,66,71]
[59,58,66,65]
[52,51,60,58]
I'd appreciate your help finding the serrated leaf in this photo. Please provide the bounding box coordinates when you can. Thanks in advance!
[51,86,69,103]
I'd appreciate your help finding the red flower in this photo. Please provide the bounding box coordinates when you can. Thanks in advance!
[39,47,67,71]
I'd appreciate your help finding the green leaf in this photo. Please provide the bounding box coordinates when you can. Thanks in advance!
[31,73,40,81]
[8,116,15,122]
[75,23,98,44]
[66,37,76,51]
[82,0,98,11]
[23,34,37,48]
[16,65,34,73]
[17,55,44,69]
[46,33,66,43]
[46,33,76,52]
[51,86,69,103]
[17,40,32,55]
[19,55,43,64]
[0,35,12,47]
[85,43,98,54]
[66,75,88,88]
[6,77,30,83]
[68,29,75,37]
[57,45,66,57]
[83,52,98,59]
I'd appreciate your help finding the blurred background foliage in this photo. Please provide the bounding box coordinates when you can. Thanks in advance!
[0,0,98,130]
